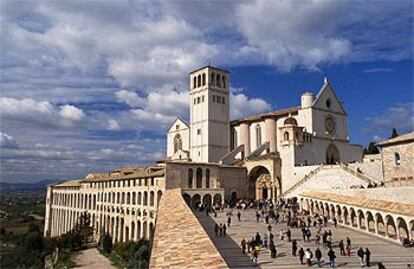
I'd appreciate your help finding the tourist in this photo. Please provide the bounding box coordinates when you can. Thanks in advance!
[301,227,306,241]
[247,239,252,253]
[298,247,305,264]
[316,234,321,245]
[279,229,285,241]
[219,223,223,236]
[327,248,336,268]
[346,237,352,248]
[305,248,313,266]
[339,240,345,256]
[241,238,246,254]
[237,211,241,222]
[265,214,269,224]
[346,244,352,257]
[270,242,277,258]
[357,247,365,267]
[315,247,322,268]
[267,224,272,232]
[306,228,312,242]
[256,211,260,222]
[263,233,268,248]
[327,233,332,248]
[250,248,258,266]
[292,239,298,256]
[365,248,371,267]
[214,223,219,237]
[287,228,292,242]
[223,224,227,236]
[227,216,232,227]
[333,217,337,228]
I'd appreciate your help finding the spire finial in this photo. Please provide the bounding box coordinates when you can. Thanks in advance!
[324,75,329,84]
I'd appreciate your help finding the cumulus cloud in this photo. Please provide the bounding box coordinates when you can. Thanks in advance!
[0,132,18,149]
[230,88,272,119]
[0,97,86,128]
[107,119,120,131]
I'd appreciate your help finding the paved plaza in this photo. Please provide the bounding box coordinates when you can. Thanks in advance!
[196,209,414,269]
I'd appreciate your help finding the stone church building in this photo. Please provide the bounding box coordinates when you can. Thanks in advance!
[44,65,412,245]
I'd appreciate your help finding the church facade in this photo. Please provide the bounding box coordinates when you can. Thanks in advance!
[44,65,366,241]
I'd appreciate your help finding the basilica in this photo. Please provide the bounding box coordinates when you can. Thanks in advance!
[44,65,413,248]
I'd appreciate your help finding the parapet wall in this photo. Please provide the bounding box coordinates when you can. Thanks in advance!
[149,188,228,269]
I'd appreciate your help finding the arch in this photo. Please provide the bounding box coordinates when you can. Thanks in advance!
[330,204,336,220]
[211,72,215,86]
[357,209,366,229]
[216,74,221,87]
[222,75,226,88]
[342,207,349,225]
[149,191,155,206]
[125,225,129,242]
[284,131,289,141]
[385,215,397,239]
[375,213,386,236]
[127,192,131,204]
[149,222,155,241]
[138,192,142,205]
[366,211,375,233]
[202,194,212,207]
[213,193,222,205]
[188,168,193,189]
[174,134,182,153]
[336,205,342,223]
[197,74,201,87]
[350,208,357,227]
[121,192,125,204]
[205,169,210,188]
[394,152,401,165]
[143,221,148,239]
[202,73,206,86]
[326,143,340,164]
[247,166,271,200]
[324,203,330,218]
[396,217,409,241]
[192,194,201,209]
[132,192,136,205]
[256,124,262,147]
[143,191,148,206]
[137,220,142,239]
[131,221,135,241]
[182,193,191,207]
[196,168,202,188]
[193,76,197,89]
[157,190,163,206]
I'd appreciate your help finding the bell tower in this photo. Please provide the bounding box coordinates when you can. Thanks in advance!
[189,65,230,163]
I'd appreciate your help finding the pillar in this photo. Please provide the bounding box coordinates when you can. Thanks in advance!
[264,118,276,152]
[239,123,250,157]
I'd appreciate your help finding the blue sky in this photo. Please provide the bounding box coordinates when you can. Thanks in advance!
[0,0,413,182]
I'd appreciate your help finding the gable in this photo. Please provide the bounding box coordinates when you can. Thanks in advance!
[312,82,346,115]
[167,117,189,133]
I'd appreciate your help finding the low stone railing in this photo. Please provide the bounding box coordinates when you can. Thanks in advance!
[149,188,228,269]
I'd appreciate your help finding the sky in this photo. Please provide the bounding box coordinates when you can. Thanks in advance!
[0,0,413,183]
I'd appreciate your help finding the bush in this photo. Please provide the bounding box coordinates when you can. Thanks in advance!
[113,239,150,268]
[99,233,113,254]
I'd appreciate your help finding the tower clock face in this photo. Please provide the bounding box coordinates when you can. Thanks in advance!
[325,115,336,134]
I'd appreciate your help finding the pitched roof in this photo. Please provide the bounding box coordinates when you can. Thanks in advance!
[53,179,81,187]
[231,106,300,124]
[376,131,414,147]
[312,81,346,114]
[167,117,189,132]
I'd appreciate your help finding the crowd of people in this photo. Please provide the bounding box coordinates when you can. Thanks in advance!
[208,197,399,268]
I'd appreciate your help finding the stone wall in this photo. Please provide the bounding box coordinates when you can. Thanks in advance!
[150,189,228,269]
[381,142,414,186]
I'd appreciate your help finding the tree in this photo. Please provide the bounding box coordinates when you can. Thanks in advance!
[99,233,113,253]
[363,142,380,155]
[390,128,398,138]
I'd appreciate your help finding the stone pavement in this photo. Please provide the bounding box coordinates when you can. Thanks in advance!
[75,248,116,269]
[196,209,414,269]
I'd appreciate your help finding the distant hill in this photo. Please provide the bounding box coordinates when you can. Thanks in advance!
[0,179,58,191]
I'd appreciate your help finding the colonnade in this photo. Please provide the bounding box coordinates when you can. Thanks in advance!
[299,197,414,242]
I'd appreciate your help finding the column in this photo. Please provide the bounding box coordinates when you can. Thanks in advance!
[239,123,250,157]
[264,118,276,152]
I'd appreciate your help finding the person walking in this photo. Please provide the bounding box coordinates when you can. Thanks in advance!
[298,247,305,265]
[256,211,260,222]
[241,238,246,254]
[214,223,219,237]
[346,237,352,248]
[327,248,336,268]
[287,228,292,242]
[223,224,227,236]
[251,248,258,266]
[333,217,337,228]
[237,211,241,222]
[339,240,345,256]
[365,248,371,267]
[270,241,277,258]
[227,216,232,227]
[315,247,322,268]
[292,239,298,256]
[305,248,313,266]
[357,247,365,267]
[263,233,268,248]
[219,223,223,236]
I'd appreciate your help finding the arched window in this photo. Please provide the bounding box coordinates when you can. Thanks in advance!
[211,72,215,86]
[222,75,226,88]
[196,168,202,188]
[216,74,221,87]
[256,125,262,147]
[174,134,182,153]
[206,169,210,189]
[188,169,193,188]
[284,132,289,141]
[197,75,201,87]
[202,73,206,86]
[395,152,401,165]
[193,77,197,89]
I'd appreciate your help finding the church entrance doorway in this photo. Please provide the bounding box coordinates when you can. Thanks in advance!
[248,166,272,201]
